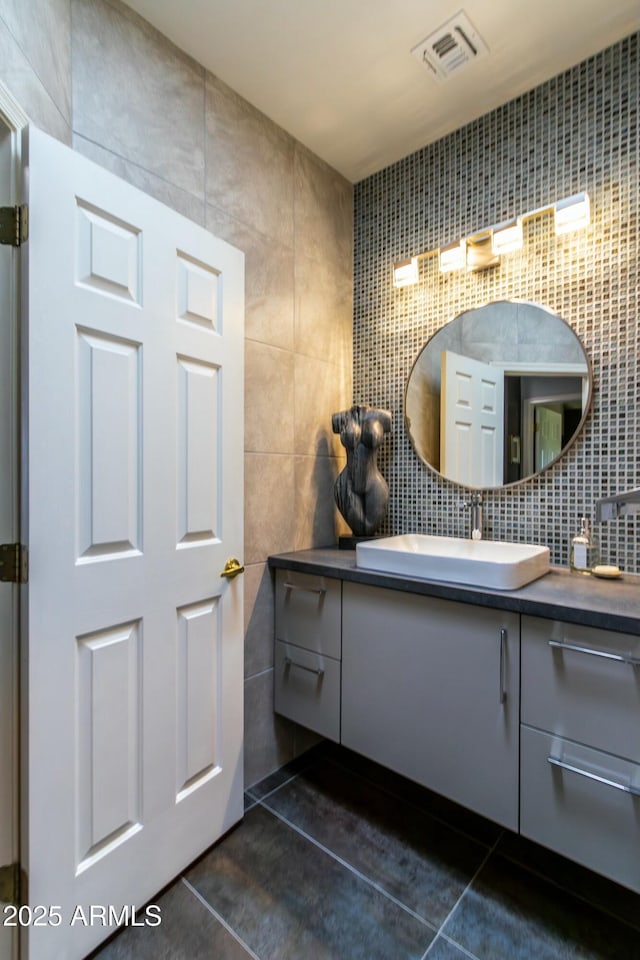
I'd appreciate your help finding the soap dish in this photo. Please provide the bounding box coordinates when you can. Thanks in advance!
[592,564,622,579]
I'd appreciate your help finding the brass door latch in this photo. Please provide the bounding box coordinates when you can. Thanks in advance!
[220,558,244,580]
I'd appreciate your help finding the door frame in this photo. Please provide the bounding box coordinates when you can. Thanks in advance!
[0,80,28,960]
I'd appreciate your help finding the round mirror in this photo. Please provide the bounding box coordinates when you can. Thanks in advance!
[404,300,592,489]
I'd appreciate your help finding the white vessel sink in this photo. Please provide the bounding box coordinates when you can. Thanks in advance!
[356,534,550,590]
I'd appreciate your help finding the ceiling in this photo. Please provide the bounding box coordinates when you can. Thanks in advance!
[124,0,640,183]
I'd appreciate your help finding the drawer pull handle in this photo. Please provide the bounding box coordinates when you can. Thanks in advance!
[284,656,325,677]
[548,639,640,667]
[283,581,326,596]
[499,628,507,704]
[547,756,640,797]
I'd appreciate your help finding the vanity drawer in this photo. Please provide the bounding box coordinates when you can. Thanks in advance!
[521,615,640,762]
[275,570,342,659]
[520,724,640,893]
[274,641,340,742]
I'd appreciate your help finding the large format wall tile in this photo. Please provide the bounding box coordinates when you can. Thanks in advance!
[294,353,349,458]
[294,144,353,275]
[244,672,294,787]
[245,453,296,565]
[206,204,295,351]
[294,454,348,550]
[244,562,274,679]
[245,341,294,455]
[294,250,352,367]
[0,17,70,142]
[72,0,205,199]
[0,0,71,124]
[206,73,295,248]
[74,134,205,224]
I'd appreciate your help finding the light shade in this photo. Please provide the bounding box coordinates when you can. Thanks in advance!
[554,191,590,235]
[393,257,419,287]
[439,239,466,273]
[491,218,523,255]
[466,237,500,272]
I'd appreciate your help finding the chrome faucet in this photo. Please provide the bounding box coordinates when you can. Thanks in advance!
[460,494,483,540]
[594,487,640,521]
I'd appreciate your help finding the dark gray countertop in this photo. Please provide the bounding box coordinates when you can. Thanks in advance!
[268,548,640,636]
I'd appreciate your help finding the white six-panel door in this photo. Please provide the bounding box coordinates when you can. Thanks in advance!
[22,127,244,959]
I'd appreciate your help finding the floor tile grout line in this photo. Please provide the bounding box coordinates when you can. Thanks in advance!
[247,770,303,804]
[181,877,263,960]
[494,848,640,936]
[246,752,323,805]
[325,753,495,852]
[420,831,504,960]
[261,799,438,933]
[430,932,482,960]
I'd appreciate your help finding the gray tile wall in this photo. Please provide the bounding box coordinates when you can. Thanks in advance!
[0,0,353,786]
[354,34,639,574]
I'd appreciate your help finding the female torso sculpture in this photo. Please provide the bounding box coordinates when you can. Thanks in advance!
[332,404,392,537]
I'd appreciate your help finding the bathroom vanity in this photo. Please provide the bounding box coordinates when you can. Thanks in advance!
[269,548,640,894]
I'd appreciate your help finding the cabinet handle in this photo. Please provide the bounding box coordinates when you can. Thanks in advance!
[547,756,640,797]
[283,656,325,677]
[499,628,507,704]
[548,638,640,668]
[283,581,326,596]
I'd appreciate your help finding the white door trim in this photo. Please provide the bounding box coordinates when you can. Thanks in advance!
[0,81,29,132]
[0,79,27,960]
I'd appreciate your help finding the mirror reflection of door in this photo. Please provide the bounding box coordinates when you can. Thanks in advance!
[440,350,504,487]
[535,405,563,470]
[520,387,584,476]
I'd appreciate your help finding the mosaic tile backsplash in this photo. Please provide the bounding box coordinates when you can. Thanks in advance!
[353,33,639,574]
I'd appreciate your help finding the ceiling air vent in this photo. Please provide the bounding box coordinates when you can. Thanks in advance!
[411,11,488,84]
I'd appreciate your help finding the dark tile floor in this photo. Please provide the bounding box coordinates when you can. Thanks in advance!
[92,743,640,960]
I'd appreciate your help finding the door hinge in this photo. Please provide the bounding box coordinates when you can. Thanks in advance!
[0,863,25,906]
[0,543,28,583]
[0,204,28,246]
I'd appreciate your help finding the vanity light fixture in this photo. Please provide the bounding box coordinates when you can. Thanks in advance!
[491,217,523,255]
[466,236,501,272]
[439,239,467,273]
[393,256,420,287]
[392,191,590,288]
[554,191,590,235]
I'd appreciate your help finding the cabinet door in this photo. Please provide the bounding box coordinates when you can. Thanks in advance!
[521,615,640,762]
[275,570,342,658]
[341,582,520,829]
[274,642,341,742]
[521,725,640,893]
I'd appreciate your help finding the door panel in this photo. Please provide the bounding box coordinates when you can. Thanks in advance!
[22,126,244,960]
[176,598,221,798]
[76,330,142,559]
[76,621,142,869]
[176,356,220,542]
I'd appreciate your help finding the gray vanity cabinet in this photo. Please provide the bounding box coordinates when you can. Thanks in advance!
[520,615,640,892]
[341,582,520,830]
[274,570,342,742]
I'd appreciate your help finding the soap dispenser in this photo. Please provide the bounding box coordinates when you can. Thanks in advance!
[569,516,598,575]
